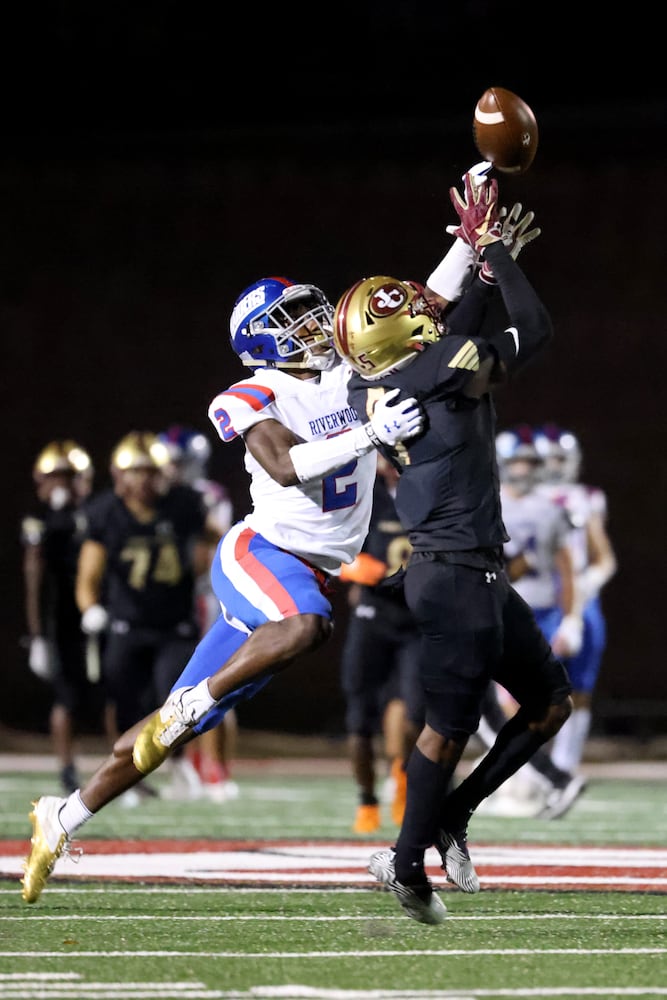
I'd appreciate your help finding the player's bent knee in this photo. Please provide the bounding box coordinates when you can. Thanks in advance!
[282,613,333,656]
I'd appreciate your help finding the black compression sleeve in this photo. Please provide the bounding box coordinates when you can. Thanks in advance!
[445,277,495,339]
[483,241,553,372]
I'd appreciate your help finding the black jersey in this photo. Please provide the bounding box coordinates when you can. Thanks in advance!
[81,484,206,629]
[348,333,507,554]
[347,242,553,555]
[21,501,88,627]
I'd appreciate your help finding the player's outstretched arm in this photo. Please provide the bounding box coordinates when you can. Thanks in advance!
[246,390,423,487]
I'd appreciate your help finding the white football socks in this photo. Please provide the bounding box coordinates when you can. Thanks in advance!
[58,790,94,835]
[551,707,591,774]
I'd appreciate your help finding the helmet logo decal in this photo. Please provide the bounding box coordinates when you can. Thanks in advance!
[369,282,409,317]
[230,286,267,335]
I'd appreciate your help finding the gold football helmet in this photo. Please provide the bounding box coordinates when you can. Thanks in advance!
[33,440,92,479]
[333,276,444,380]
[110,431,171,471]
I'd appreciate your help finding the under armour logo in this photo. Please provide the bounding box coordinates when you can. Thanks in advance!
[485,571,497,584]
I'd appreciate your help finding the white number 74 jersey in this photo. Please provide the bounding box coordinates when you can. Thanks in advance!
[208,364,376,575]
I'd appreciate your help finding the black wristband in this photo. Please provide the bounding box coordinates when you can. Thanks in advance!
[364,422,381,447]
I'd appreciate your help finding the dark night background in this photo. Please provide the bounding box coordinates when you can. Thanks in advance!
[2,3,665,742]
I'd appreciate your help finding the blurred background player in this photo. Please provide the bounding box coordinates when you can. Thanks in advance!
[75,430,212,803]
[159,424,239,802]
[21,440,110,794]
[534,423,617,780]
[474,425,587,818]
[339,454,424,833]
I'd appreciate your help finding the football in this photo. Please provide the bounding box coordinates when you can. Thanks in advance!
[472,87,538,174]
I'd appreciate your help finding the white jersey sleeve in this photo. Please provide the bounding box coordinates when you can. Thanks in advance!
[207,365,375,574]
[537,481,604,575]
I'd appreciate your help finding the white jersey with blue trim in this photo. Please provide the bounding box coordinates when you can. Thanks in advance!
[536,481,607,575]
[501,485,571,608]
[207,364,376,575]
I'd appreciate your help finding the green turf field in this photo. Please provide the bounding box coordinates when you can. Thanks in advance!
[1,761,666,998]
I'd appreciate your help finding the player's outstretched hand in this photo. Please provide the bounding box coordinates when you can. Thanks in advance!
[480,203,542,283]
[502,203,541,260]
[447,172,501,252]
[366,387,423,447]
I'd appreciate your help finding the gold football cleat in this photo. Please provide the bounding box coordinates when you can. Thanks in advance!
[133,685,211,775]
[21,797,69,904]
[132,706,192,775]
[132,711,174,774]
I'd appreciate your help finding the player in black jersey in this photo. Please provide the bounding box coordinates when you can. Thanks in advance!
[340,454,423,833]
[333,172,573,923]
[74,431,212,800]
[21,441,108,795]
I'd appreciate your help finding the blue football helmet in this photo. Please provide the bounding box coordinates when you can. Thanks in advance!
[158,425,212,485]
[495,424,542,493]
[533,423,582,484]
[229,276,336,371]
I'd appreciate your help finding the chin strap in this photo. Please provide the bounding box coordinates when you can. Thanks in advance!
[302,348,338,371]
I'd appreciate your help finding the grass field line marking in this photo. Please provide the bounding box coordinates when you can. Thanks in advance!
[5,914,667,922]
[0,991,221,998]
[2,948,667,958]
[0,973,206,997]
[2,984,667,1000]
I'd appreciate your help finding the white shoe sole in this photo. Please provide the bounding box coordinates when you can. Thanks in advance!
[368,850,447,925]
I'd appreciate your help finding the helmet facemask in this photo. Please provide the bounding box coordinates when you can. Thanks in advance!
[534,425,582,484]
[496,427,542,495]
[231,279,336,371]
[502,458,542,495]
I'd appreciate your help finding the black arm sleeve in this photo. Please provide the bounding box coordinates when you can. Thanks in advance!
[445,275,496,339]
[482,241,553,373]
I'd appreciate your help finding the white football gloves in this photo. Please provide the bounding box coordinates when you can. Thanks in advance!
[81,603,109,635]
[366,387,424,448]
[28,636,54,681]
[551,613,584,659]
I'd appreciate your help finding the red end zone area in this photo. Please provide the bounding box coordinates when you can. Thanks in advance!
[3,839,667,892]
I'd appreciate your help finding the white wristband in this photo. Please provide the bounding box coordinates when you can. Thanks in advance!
[426,238,477,303]
[289,425,375,484]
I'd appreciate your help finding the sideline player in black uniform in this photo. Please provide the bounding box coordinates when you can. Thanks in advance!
[21,441,108,794]
[75,431,212,800]
[332,173,573,923]
[340,453,423,833]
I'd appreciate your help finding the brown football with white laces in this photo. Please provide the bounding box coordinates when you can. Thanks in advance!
[473,87,538,174]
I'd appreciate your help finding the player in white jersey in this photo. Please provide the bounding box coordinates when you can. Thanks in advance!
[533,424,617,778]
[216,361,375,570]
[497,426,581,656]
[21,274,426,903]
[473,425,587,819]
